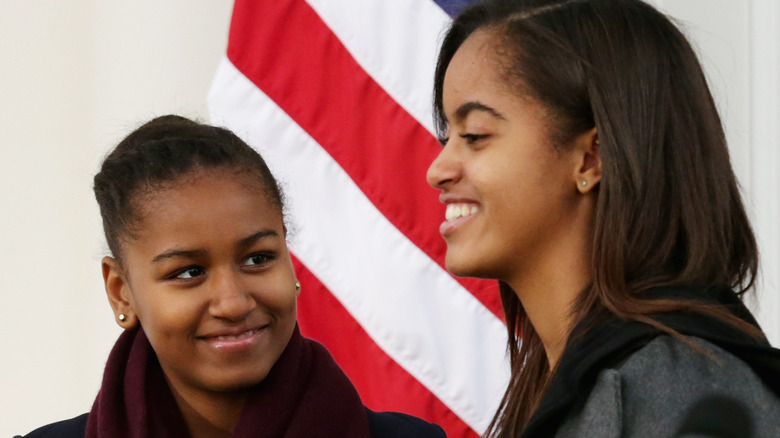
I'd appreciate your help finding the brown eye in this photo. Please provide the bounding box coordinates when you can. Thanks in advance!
[242,253,276,267]
[172,266,205,279]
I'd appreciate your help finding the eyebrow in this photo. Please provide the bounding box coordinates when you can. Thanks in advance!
[453,101,506,122]
[237,229,280,248]
[152,248,207,263]
[151,229,280,263]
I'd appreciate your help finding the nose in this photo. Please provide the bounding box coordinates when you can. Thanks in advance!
[209,269,256,321]
[426,142,460,189]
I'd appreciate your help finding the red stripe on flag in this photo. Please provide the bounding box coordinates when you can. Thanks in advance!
[226,0,502,320]
[293,257,479,438]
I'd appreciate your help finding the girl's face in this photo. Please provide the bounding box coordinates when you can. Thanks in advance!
[427,31,585,282]
[103,168,298,399]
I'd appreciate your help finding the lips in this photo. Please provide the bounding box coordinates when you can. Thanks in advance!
[198,324,268,350]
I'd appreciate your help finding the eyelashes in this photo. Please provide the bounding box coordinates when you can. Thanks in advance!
[168,266,205,280]
[164,252,278,281]
[459,133,488,144]
[242,252,276,267]
[437,133,488,147]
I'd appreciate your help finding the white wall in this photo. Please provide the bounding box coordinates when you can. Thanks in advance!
[1,0,778,436]
[0,1,233,436]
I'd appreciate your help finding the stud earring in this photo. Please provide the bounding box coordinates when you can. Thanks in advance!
[295,281,301,290]
[118,313,127,323]
[581,180,588,187]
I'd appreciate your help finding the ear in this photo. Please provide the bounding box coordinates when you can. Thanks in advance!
[573,127,601,194]
[102,256,139,328]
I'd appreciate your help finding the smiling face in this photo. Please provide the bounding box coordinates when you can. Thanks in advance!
[103,167,298,399]
[427,30,585,283]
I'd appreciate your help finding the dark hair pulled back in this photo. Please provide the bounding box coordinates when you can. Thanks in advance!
[434,0,759,435]
[94,115,284,261]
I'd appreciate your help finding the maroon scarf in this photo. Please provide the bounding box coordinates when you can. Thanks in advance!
[85,325,371,437]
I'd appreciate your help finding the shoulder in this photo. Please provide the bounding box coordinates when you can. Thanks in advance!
[557,336,780,438]
[367,410,446,438]
[617,335,774,400]
[15,413,88,438]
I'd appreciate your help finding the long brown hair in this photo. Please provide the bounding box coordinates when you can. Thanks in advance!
[433,0,760,436]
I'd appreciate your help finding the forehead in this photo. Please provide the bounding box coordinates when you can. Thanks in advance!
[446,31,506,88]
[442,30,519,117]
[443,29,548,123]
[135,166,270,209]
[131,169,281,236]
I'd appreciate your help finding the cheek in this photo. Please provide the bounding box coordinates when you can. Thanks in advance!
[256,271,299,316]
[483,153,575,233]
[277,257,299,304]
[270,287,298,317]
[133,290,202,341]
[472,154,538,208]
[264,287,298,344]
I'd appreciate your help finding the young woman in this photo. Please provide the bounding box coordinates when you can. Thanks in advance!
[19,116,445,438]
[427,0,780,436]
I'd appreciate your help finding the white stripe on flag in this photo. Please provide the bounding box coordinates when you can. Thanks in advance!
[304,0,450,136]
[208,57,510,434]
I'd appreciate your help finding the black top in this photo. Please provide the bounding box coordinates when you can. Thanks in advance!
[16,413,88,438]
[18,410,446,438]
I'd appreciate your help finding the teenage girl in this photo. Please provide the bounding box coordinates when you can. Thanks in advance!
[427,0,780,436]
[19,115,445,438]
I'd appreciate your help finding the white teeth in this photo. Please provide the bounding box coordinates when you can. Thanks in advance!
[445,203,479,221]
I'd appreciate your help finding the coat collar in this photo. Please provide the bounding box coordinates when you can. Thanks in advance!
[521,285,780,437]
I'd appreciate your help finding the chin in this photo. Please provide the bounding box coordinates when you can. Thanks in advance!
[444,248,506,280]
[209,378,265,393]
[206,366,272,392]
[445,254,494,279]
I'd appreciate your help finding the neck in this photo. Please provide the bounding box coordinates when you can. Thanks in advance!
[507,206,593,369]
[167,381,248,438]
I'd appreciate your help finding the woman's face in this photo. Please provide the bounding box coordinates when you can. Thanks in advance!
[427,30,583,282]
[105,168,298,397]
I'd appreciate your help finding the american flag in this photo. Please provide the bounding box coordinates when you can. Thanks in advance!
[208,1,510,436]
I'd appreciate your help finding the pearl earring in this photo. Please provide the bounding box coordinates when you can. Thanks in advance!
[118,313,127,322]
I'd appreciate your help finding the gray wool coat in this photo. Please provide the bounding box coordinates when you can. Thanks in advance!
[555,335,780,437]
